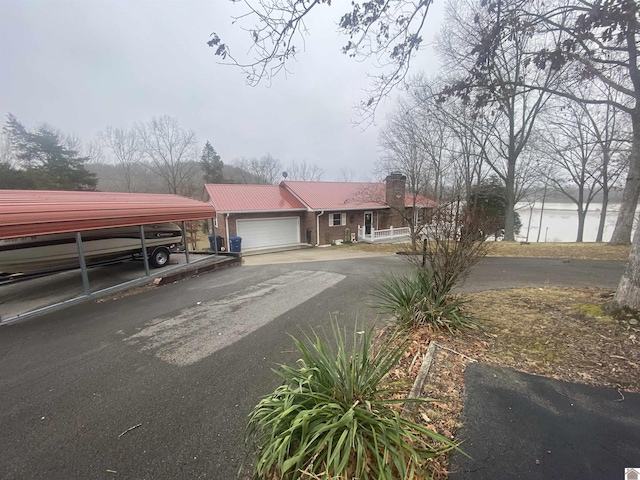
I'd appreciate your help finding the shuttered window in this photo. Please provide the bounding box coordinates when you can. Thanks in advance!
[329,213,346,226]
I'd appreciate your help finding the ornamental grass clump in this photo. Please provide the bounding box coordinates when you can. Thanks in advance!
[245,323,457,479]
[372,270,477,333]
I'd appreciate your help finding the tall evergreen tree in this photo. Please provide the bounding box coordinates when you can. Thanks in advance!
[200,140,224,184]
[470,176,522,238]
[2,114,97,191]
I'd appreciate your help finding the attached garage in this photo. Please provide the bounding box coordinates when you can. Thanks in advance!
[236,217,300,249]
[205,184,308,251]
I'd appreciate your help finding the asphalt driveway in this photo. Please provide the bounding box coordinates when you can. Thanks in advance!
[449,363,640,480]
[0,255,627,479]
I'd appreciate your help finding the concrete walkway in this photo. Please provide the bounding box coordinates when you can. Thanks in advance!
[242,245,391,265]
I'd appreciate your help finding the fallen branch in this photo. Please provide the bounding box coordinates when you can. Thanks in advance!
[402,341,438,418]
[118,423,142,438]
[432,342,478,363]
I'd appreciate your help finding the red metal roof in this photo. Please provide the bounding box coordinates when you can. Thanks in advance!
[405,193,436,208]
[205,184,306,213]
[0,190,215,240]
[283,181,388,210]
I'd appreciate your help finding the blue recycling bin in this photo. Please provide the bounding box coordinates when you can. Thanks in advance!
[229,236,242,253]
[208,235,224,251]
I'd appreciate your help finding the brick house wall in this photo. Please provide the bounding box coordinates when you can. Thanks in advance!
[313,209,403,244]
[302,211,317,244]
[214,207,412,247]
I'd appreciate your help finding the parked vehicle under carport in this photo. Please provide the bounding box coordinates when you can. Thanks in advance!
[0,190,219,325]
[0,223,183,275]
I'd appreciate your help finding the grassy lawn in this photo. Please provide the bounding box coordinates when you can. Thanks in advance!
[343,241,631,261]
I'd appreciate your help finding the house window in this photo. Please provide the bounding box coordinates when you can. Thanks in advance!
[329,213,346,227]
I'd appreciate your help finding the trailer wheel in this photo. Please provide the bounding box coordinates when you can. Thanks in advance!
[149,247,170,268]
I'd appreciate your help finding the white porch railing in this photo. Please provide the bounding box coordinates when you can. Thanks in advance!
[357,226,411,243]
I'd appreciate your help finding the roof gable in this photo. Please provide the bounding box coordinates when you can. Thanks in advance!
[205,184,305,213]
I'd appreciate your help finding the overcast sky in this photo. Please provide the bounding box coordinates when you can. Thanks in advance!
[0,0,443,181]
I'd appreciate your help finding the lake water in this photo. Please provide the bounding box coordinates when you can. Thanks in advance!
[515,202,638,243]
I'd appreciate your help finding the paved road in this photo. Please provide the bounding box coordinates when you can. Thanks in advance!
[0,256,626,479]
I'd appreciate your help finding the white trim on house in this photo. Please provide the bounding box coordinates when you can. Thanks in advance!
[316,211,324,245]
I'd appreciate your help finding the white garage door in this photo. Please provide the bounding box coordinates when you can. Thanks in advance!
[236,217,300,249]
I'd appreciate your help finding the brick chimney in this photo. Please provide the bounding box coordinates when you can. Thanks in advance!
[385,172,406,226]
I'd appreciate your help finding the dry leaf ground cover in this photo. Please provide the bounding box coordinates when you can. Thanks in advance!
[385,286,640,479]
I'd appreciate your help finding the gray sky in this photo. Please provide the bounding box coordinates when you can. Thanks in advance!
[0,0,443,181]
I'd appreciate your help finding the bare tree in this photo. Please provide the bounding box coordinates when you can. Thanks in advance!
[378,104,432,249]
[539,102,606,242]
[210,1,436,123]
[574,86,632,242]
[100,126,143,192]
[467,0,639,246]
[336,167,356,182]
[411,79,492,203]
[233,153,283,184]
[0,132,14,165]
[137,116,200,196]
[84,138,103,164]
[438,0,563,241]
[287,160,324,181]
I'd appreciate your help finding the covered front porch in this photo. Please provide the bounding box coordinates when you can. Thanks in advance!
[357,225,412,243]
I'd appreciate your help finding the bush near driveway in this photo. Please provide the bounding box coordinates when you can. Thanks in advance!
[372,270,477,333]
[244,323,457,479]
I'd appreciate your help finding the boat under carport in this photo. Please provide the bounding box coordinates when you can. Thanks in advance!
[0,190,224,325]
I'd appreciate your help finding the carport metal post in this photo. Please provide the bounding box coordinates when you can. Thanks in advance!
[75,232,91,295]
[139,225,150,276]
[181,221,190,263]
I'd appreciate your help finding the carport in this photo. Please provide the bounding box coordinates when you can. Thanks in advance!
[0,190,219,325]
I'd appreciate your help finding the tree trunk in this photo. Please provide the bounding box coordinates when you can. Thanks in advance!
[596,147,611,243]
[610,115,640,245]
[612,225,640,311]
[596,186,609,243]
[536,180,548,243]
[576,209,585,242]
[504,159,517,242]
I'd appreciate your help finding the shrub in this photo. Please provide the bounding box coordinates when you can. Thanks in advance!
[372,270,477,333]
[245,323,457,479]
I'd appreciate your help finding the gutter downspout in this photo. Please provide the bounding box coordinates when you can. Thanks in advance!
[316,211,325,246]
[225,213,230,251]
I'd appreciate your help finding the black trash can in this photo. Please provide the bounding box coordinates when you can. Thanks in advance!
[216,235,225,251]
[229,236,242,253]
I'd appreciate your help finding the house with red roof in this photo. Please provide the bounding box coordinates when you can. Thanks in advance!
[205,174,435,251]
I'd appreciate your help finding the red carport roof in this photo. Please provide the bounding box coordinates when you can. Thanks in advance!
[205,184,306,212]
[0,190,215,240]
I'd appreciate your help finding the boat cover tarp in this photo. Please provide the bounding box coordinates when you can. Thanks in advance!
[0,190,215,239]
